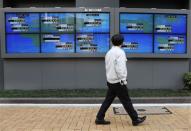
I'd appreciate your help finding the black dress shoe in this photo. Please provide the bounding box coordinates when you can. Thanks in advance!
[132,116,146,126]
[95,118,111,125]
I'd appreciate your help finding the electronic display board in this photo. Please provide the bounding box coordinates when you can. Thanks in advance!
[76,13,110,33]
[76,34,110,53]
[154,34,186,54]
[120,13,153,33]
[41,13,75,33]
[121,34,153,53]
[41,34,75,53]
[6,13,40,33]
[154,14,186,33]
[6,34,40,53]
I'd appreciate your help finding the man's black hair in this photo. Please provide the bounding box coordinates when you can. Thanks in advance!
[111,34,124,46]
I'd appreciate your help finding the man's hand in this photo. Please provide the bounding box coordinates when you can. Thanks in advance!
[120,80,127,85]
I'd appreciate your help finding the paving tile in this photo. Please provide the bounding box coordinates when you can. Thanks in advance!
[0,106,190,131]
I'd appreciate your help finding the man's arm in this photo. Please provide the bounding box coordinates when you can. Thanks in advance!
[114,52,127,84]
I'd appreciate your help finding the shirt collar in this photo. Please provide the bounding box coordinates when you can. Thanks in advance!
[112,46,121,49]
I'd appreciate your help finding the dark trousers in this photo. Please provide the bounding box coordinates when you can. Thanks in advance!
[96,82,138,121]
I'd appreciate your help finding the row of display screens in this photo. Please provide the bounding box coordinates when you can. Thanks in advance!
[119,13,186,54]
[6,13,110,33]
[6,34,186,54]
[120,13,186,34]
[5,12,187,54]
[6,13,186,34]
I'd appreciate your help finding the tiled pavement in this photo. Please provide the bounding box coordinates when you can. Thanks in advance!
[0,106,190,131]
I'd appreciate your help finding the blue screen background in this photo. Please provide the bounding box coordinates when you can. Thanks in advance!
[122,34,153,53]
[120,13,153,33]
[76,13,109,33]
[41,34,75,53]
[41,13,75,33]
[154,14,186,34]
[6,34,40,53]
[6,13,40,33]
[76,34,110,53]
[154,34,186,54]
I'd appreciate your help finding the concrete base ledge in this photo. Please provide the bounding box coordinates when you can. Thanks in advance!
[0,97,190,104]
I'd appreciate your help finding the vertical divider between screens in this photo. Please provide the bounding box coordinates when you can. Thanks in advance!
[152,13,155,53]
[74,12,77,53]
[39,12,42,53]
[109,11,111,50]
[186,14,188,54]
[109,12,111,49]
[4,13,7,54]
[118,10,120,48]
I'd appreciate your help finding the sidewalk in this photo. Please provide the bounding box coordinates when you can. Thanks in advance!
[0,105,190,131]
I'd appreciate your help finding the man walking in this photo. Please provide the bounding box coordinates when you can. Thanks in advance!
[95,34,146,126]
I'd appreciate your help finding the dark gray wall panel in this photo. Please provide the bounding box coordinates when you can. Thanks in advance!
[127,60,153,89]
[153,60,189,89]
[0,0,3,8]
[4,60,42,90]
[76,0,119,7]
[0,0,2,7]
[75,59,106,89]
[3,59,189,90]
[42,59,106,89]
[42,60,76,89]
[0,60,3,90]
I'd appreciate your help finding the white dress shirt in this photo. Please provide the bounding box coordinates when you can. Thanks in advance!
[105,46,128,84]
